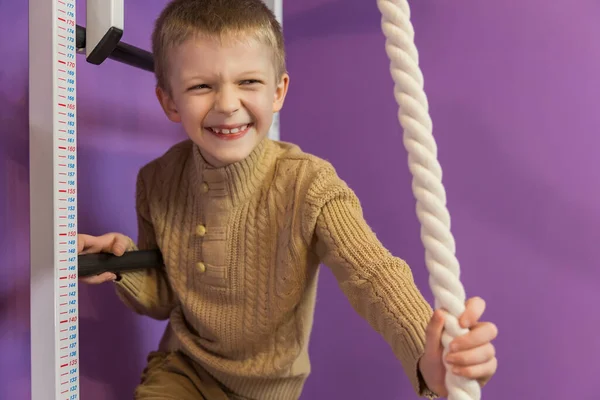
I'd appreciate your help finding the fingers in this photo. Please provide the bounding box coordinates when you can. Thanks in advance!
[77,233,129,285]
[109,234,131,256]
[446,343,495,366]
[79,272,118,285]
[450,355,498,380]
[77,234,92,253]
[78,232,130,256]
[78,233,105,254]
[437,297,498,384]
[451,321,498,352]
[459,296,486,328]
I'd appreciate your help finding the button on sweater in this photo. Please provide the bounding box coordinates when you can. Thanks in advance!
[114,138,435,399]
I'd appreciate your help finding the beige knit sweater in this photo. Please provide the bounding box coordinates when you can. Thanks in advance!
[114,138,435,399]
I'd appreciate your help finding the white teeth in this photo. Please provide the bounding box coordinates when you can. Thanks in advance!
[208,124,249,134]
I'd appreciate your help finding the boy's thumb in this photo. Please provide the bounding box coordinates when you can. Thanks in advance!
[108,234,130,256]
[425,309,446,351]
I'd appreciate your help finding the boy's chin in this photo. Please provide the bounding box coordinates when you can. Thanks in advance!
[202,147,256,168]
[194,133,266,167]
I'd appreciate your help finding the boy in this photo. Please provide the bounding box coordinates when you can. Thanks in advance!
[79,0,498,398]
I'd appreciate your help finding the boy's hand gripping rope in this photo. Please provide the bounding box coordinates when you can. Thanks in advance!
[377,1,481,399]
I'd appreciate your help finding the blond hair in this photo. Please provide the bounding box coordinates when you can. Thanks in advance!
[152,0,286,92]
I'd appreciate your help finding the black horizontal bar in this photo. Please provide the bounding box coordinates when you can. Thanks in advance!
[78,249,163,277]
[76,25,154,72]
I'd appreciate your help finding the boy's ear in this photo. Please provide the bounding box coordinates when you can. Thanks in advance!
[156,86,181,123]
[272,73,290,113]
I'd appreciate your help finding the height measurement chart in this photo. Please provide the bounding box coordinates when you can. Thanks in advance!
[30,0,79,399]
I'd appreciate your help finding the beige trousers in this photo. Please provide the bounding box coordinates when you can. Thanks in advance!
[134,351,231,400]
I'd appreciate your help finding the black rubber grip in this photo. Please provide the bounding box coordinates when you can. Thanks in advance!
[78,250,163,277]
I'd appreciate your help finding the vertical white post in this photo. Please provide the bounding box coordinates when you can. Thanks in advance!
[29,0,80,399]
[262,0,283,141]
[264,0,283,25]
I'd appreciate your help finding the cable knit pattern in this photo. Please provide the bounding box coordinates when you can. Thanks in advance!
[114,138,436,399]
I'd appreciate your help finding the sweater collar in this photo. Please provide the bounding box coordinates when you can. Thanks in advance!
[192,138,273,204]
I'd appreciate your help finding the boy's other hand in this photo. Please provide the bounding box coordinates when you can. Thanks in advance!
[418,296,498,397]
[77,232,131,284]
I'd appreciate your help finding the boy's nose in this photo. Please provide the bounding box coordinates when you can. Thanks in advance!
[213,88,240,115]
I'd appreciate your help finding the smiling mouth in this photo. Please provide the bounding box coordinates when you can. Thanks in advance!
[205,123,252,140]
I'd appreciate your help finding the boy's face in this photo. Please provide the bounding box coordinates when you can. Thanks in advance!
[156,33,289,167]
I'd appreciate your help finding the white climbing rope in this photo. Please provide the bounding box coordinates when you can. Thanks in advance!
[376,1,481,399]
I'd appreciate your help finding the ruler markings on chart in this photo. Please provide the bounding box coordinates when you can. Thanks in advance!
[54,0,79,398]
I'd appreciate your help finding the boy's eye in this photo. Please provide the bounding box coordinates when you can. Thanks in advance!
[189,84,210,91]
[240,79,261,85]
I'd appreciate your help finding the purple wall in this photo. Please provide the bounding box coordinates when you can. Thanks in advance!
[2,0,598,399]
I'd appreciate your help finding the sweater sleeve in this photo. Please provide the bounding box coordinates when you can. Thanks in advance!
[113,168,177,320]
[304,164,437,398]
